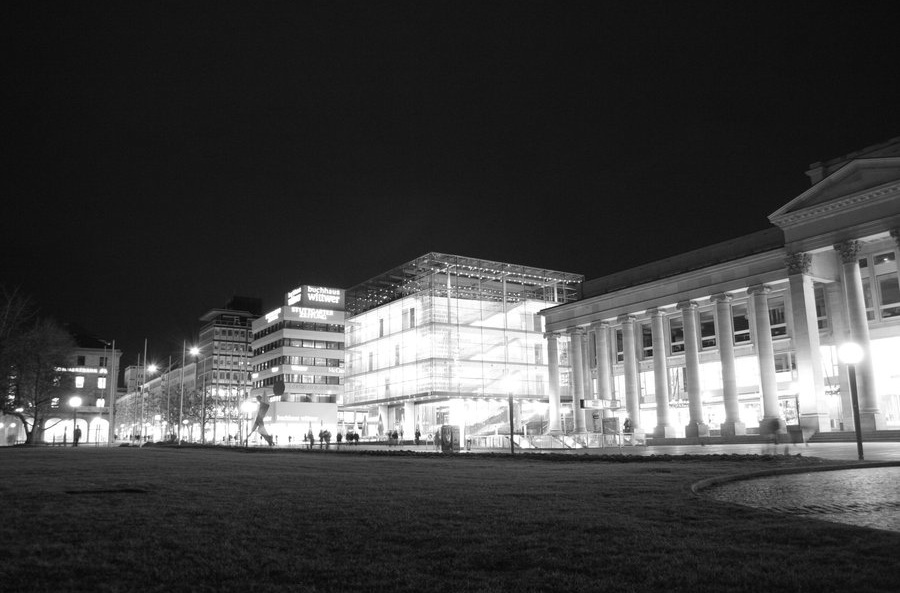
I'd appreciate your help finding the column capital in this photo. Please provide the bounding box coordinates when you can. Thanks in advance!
[785,252,812,275]
[710,293,733,304]
[646,307,669,318]
[589,320,611,330]
[747,284,771,297]
[566,326,585,336]
[543,331,559,340]
[834,240,863,264]
[676,300,698,311]
[891,228,900,248]
[616,314,636,325]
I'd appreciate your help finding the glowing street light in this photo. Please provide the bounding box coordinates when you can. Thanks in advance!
[241,399,258,447]
[837,342,865,461]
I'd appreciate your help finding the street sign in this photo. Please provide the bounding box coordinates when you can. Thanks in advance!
[580,399,620,409]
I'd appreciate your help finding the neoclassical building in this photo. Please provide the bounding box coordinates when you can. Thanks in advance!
[541,137,900,439]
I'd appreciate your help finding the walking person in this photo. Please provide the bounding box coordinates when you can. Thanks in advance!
[73,426,82,447]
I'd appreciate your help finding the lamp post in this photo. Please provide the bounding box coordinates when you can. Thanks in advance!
[838,342,865,460]
[241,398,257,447]
[179,345,199,443]
[69,396,82,447]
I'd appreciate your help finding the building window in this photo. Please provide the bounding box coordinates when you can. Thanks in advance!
[98,377,107,389]
[379,319,384,337]
[641,323,653,359]
[732,303,750,343]
[875,251,900,319]
[368,352,374,372]
[814,284,828,329]
[394,344,400,366]
[77,356,86,365]
[534,344,544,365]
[699,309,716,348]
[99,356,108,367]
[615,329,625,362]
[669,318,684,354]
[768,295,787,338]
[75,376,85,388]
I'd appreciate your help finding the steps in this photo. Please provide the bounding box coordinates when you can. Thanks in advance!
[808,429,900,443]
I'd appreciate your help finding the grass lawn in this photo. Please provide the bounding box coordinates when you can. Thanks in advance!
[1,447,898,592]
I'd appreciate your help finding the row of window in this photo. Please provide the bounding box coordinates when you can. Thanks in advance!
[75,356,110,367]
[254,321,344,340]
[252,375,341,388]
[254,356,344,372]
[253,339,344,356]
[74,376,107,389]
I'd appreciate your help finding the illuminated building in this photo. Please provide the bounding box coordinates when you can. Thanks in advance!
[32,327,122,445]
[541,137,900,440]
[115,296,260,443]
[341,253,582,443]
[197,296,261,443]
[249,285,345,443]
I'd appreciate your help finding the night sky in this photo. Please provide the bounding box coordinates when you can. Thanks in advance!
[4,1,900,367]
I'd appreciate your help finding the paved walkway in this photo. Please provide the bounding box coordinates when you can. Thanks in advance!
[702,466,900,532]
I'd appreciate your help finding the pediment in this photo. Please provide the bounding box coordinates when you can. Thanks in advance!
[769,157,900,229]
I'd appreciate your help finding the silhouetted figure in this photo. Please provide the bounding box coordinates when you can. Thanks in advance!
[73,427,82,447]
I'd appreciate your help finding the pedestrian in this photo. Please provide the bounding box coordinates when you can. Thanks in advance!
[414,428,421,445]
[73,426,82,447]
[307,430,315,449]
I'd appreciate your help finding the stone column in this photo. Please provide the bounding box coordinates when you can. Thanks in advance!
[678,301,709,437]
[648,308,675,438]
[567,327,586,433]
[785,252,829,435]
[748,285,781,426]
[581,331,594,403]
[545,332,562,433]
[711,293,745,437]
[619,315,641,431]
[834,240,884,430]
[592,321,614,418]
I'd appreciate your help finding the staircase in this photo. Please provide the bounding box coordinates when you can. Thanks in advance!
[808,429,900,443]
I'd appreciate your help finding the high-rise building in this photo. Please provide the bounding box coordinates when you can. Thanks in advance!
[249,285,345,443]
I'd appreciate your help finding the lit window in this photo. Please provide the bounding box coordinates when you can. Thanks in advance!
[768,296,787,338]
[699,309,716,348]
[669,318,684,354]
[98,377,107,389]
[732,304,750,343]
[75,376,85,388]
[814,284,828,329]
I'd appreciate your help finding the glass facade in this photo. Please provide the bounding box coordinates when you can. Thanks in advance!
[342,253,582,437]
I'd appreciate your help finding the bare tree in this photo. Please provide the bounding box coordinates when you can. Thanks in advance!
[1,291,76,443]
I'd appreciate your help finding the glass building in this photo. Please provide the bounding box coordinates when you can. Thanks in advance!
[342,253,582,443]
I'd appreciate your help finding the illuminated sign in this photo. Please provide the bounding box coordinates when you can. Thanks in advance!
[328,367,345,374]
[58,367,108,374]
[306,286,341,304]
[286,287,304,306]
[290,307,335,321]
[285,285,345,310]
[265,308,281,323]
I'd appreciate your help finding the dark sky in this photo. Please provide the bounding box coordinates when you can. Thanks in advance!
[4,1,900,366]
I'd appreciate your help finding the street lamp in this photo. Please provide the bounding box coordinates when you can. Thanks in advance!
[69,396,82,447]
[241,399,257,447]
[179,345,200,443]
[838,342,865,460]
